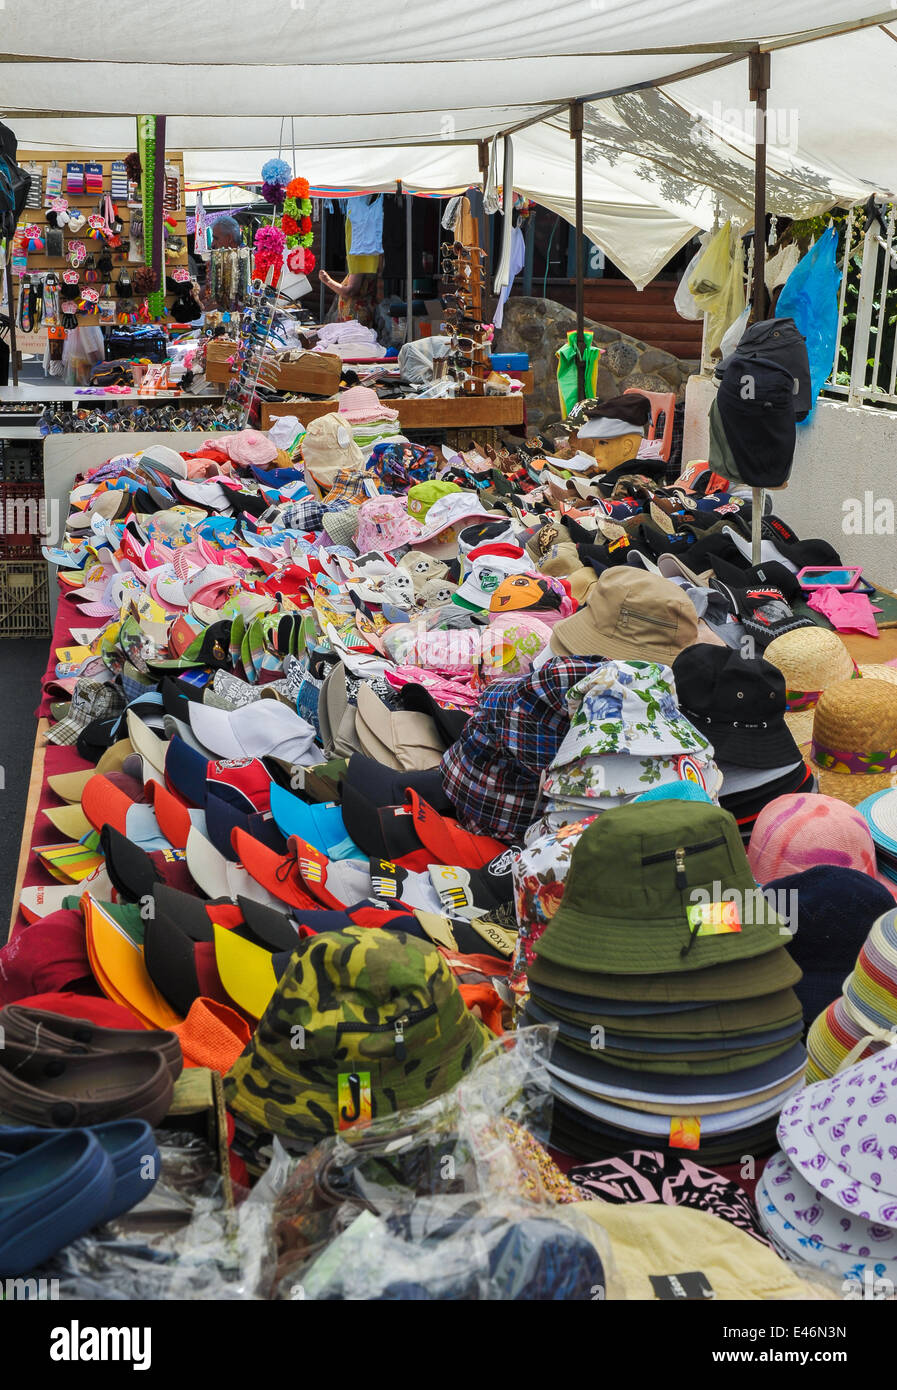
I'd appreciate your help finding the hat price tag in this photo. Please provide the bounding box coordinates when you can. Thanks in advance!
[669,1116,701,1150]
[685,901,742,937]
[337,1072,372,1131]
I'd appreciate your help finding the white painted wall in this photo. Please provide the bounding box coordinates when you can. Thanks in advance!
[683,376,897,590]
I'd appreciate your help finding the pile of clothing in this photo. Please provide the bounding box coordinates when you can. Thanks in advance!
[5,398,897,1298]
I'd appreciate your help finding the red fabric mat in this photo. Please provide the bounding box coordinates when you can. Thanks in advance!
[13,585,101,941]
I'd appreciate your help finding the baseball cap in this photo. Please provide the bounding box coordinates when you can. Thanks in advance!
[338,781,433,868]
[47,739,135,803]
[188,698,318,765]
[453,549,532,609]
[82,895,184,1030]
[100,824,196,902]
[268,783,360,860]
[354,684,445,772]
[204,793,285,863]
[147,779,208,850]
[46,682,127,746]
[405,789,511,869]
[0,908,93,1003]
[342,751,455,816]
[212,924,279,1020]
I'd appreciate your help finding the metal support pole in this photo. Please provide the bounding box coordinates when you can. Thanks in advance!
[405,188,414,344]
[318,208,327,323]
[749,50,771,326]
[522,212,536,297]
[748,51,771,563]
[570,101,585,403]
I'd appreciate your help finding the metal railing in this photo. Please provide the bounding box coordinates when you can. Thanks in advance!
[825,202,897,407]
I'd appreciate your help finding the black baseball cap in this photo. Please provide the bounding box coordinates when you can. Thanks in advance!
[673,645,800,769]
[710,576,814,648]
[343,752,454,816]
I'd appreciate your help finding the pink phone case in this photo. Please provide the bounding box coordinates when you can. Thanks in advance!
[796,565,862,591]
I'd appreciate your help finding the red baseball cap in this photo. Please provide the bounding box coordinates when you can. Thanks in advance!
[0,909,94,1004]
[231,827,321,911]
[405,789,509,868]
[10,991,145,1030]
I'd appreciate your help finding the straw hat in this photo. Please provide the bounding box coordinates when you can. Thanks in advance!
[858,663,897,686]
[764,627,856,712]
[805,677,897,806]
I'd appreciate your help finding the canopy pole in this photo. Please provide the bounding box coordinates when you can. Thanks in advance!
[318,206,327,322]
[749,49,770,326]
[749,50,770,564]
[404,183,414,344]
[570,100,585,403]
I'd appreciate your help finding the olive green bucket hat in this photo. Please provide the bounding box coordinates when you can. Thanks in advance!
[534,801,790,976]
[224,926,491,1146]
[527,947,801,1004]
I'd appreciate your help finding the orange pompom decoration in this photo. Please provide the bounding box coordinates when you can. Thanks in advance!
[286,177,310,198]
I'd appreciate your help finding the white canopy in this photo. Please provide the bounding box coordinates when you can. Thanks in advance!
[4,1,896,286]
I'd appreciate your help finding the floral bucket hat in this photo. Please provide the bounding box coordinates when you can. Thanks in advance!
[551,660,712,767]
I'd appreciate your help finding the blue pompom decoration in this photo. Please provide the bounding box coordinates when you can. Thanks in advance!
[261,158,291,186]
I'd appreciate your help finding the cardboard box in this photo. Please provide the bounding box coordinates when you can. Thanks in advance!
[166,1066,234,1208]
[272,351,341,396]
[203,339,237,384]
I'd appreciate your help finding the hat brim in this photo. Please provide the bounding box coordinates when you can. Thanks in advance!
[212,923,278,1020]
[528,944,801,1003]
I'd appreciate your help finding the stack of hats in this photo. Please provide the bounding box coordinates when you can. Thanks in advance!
[805,906,897,1083]
[337,387,402,458]
[760,1047,897,1285]
[858,787,897,883]
[538,660,722,828]
[523,799,807,1163]
[673,645,811,840]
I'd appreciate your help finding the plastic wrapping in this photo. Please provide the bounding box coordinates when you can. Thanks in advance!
[280,1196,609,1300]
[266,1027,604,1297]
[397,335,452,384]
[62,326,105,385]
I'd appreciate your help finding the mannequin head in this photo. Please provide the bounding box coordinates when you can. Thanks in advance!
[575,428,643,472]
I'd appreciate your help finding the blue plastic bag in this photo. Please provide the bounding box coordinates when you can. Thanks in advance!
[775,226,841,425]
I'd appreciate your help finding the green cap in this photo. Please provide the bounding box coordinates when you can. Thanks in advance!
[534,801,790,977]
[405,479,462,522]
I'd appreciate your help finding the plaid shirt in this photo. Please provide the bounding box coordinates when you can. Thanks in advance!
[441,657,593,843]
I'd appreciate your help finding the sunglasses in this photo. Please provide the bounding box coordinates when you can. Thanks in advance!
[441,260,486,279]
[442,242,486,259]
[449,336,491,353]
[443,295,480,312]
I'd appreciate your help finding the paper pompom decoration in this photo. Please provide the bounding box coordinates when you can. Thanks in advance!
[261,181,286,208]
[261,158,292,187]
[253,223,286,282]
[281,215,299,236]
[286,177,310,199]
[287,245,315,274]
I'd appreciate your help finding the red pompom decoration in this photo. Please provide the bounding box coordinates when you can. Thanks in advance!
[300,216,312,234]
[281,215,299,236]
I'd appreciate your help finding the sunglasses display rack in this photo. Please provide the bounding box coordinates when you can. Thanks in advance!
[225,274,286,426]
[440,198,490,398]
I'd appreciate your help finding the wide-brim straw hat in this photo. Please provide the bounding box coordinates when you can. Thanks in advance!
[764,627,857,735]
[803,676,897,806]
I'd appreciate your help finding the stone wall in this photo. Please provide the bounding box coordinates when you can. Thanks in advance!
[494,295,699,430]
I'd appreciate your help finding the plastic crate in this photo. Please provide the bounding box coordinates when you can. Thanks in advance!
[0,560,51,638]
[0,440,44,483]
[0,481,45,559]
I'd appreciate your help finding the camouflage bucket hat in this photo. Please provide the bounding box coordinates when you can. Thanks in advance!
[223,926,491,1145]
